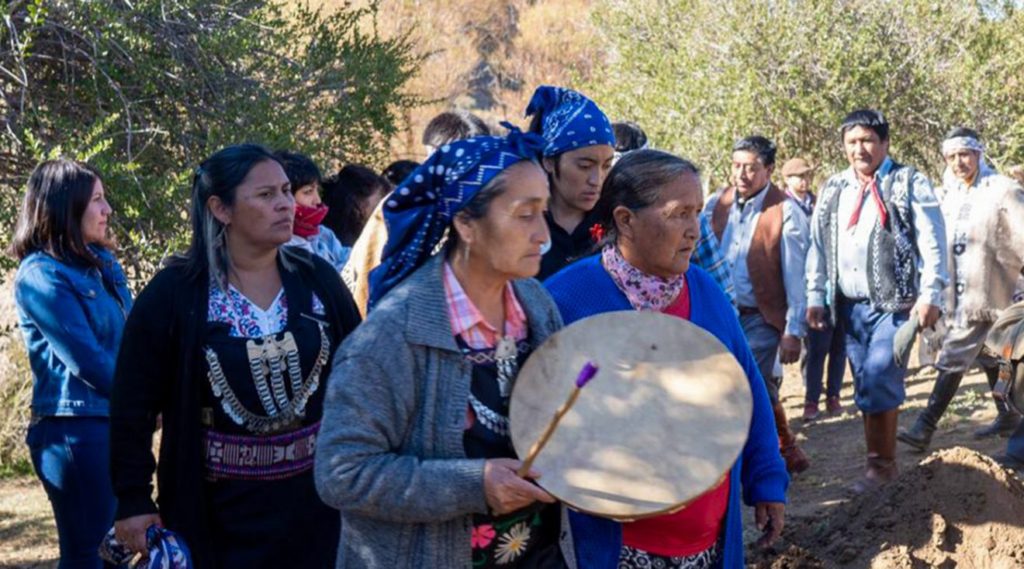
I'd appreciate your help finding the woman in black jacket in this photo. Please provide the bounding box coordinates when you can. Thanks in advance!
[109,144,360,568]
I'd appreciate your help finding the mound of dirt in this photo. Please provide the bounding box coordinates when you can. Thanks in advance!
[789,446,1024,568]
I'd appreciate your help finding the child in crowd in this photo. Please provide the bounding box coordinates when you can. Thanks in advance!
[276,150,350,271]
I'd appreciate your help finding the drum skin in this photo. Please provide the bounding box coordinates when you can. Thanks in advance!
[510,311,752,521]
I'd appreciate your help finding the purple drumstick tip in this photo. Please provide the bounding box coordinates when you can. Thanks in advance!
[575,362,599,388]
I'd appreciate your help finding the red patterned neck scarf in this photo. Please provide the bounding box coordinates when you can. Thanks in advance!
[294,203,328,238]
[847,178,888,230]
[601,244,686,312]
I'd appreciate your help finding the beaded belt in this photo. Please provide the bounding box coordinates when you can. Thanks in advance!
[203,421,319,481]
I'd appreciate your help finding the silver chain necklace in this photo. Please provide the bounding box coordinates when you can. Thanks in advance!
[205,322,330,434]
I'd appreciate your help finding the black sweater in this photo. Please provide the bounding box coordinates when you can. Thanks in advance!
[109,248,360,566]
[537,209,601,281]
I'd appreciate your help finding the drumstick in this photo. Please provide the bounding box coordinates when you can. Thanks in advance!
[517,362,599,478]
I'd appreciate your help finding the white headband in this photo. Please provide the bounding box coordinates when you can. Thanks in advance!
[942,136,984,156]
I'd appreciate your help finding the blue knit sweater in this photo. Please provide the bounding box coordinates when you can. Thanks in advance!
[544,255,789,569]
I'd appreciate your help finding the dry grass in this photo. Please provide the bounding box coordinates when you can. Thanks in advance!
[312,0,602,163]
[0,272,32,476]
[0,478,57,569]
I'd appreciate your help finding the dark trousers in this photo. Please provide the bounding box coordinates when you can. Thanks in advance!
[27,417,116,569]
[802,320,846,404]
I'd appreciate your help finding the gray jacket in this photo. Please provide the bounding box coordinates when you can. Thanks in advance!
[315,254,574,568]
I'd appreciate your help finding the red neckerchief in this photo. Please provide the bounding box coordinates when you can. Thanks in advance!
[847,177,888,230]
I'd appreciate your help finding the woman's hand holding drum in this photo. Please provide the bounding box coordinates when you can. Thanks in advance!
[483,458,555,515]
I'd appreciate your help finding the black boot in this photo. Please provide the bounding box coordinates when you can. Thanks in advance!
[898,371,963,452]
[975,366,1022,439]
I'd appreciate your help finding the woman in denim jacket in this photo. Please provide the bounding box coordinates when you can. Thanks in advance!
[11,159,132,568]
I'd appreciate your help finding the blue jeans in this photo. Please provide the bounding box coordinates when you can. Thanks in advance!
[839,299,910,413]
[26,417,116,569]
[802,320,846,404]
[739,312,782,403]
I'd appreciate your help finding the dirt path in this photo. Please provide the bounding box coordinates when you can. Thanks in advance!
[0,360,1014,567]
[745,361,1014,567]
[779,364,1006,521]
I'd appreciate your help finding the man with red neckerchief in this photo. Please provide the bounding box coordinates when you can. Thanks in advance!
[806,109,948,493]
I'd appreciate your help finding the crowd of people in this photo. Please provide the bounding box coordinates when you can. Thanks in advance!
[9,83,1024,569]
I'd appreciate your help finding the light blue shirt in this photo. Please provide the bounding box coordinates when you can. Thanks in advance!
[287,225,351,272]
[704,184,810,337]
[806,157,948,308]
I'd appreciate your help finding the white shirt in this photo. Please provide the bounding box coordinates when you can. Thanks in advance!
[705,184,810,337]
[806,157,948,308]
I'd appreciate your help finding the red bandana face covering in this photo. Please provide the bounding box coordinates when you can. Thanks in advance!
[293,203,328,238]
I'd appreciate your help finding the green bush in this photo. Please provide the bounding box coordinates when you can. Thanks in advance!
[1,0,419,283]
[587,0,1024,186]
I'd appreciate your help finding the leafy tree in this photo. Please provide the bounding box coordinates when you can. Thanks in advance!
[1,0,418,281]
[587,0,1024,188]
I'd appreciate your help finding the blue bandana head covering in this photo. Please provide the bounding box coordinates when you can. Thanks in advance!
[525,85,615,157]
[367,125,546,309]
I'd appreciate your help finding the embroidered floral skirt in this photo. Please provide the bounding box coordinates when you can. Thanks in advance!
[471,504,562,568]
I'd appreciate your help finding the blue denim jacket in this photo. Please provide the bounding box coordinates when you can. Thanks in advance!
[14,247,133,417]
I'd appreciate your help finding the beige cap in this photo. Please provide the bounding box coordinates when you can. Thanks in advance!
[781,157,814,177]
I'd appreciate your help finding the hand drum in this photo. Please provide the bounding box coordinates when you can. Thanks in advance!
[510,311,752,521]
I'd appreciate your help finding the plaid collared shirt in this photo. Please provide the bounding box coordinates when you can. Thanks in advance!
[442,262,528,350]
[691,212,736,304]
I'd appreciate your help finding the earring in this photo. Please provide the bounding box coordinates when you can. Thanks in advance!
[462,243,471,265]
[216,224,227,247]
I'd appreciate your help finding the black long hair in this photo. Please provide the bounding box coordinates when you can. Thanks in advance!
[10,159,106,267]
[840,109,890,142]
[176,143,282,286]
[274,150,322,189]
[321,164,390,246]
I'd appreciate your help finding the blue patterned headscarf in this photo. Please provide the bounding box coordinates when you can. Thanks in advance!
[367,126,546,309]
[525,86,615,157]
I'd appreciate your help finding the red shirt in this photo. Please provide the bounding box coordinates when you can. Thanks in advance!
[621,283,731,556]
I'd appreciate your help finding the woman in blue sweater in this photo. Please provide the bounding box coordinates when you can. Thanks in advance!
[11,159,132,568]
[545,150,789,569]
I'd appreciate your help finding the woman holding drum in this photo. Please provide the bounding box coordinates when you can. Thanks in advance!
[315,129,592,567]
[544,149,789,568]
